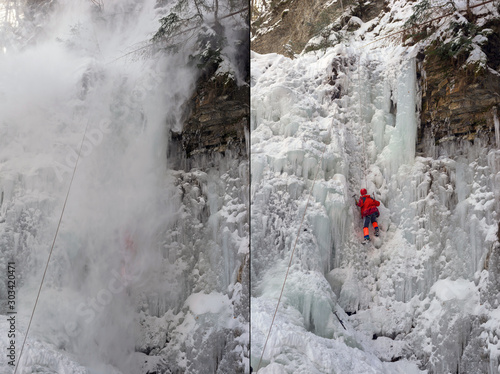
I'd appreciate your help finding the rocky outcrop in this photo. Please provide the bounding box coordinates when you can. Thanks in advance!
[251,0,344,56]
[417,19,500,154]
[168,70,249,169]
[166,14,249,167]
[181,72,249,158]
[251,0,388,55]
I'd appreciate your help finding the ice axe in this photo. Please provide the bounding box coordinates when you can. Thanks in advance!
[334,311,347,330]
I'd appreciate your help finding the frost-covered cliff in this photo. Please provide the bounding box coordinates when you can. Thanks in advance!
[251,0,500,373]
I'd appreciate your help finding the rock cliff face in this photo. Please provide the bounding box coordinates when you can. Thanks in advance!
[417,19,500,155]
[168,69,249,170]
[251,0,345,56]
[251,0,388,56]
[182,72,249,158]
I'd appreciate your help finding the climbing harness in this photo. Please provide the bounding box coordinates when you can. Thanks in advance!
[14,120,91,374]
[257,143,327,371]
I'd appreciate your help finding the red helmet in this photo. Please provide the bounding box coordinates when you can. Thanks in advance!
[360,188,367,195]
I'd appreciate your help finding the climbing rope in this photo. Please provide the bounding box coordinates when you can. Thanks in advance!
[257,142,328,371]
[357,54,368,189]
[257,38,366,372]
[14,120,91,374]
[255,5,382,370]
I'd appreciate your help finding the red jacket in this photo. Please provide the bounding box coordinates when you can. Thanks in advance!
[357,194,380,217]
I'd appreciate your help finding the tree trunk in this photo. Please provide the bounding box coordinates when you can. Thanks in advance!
[466,0,472,21]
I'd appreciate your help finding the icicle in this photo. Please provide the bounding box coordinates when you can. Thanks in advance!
[493,106,500,149]
[378,58,418,178]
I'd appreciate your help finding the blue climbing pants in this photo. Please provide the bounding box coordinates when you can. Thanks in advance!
[363,212,379,229]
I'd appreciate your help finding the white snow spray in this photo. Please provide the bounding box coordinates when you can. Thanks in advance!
[0,0,198,372]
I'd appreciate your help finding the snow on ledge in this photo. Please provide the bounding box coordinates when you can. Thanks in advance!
[184,292,231,315]
[430,278,479,306]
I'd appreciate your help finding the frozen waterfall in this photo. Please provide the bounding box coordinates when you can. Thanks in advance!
[251,38,500,373]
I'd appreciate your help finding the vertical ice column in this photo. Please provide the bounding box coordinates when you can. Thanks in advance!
[493,106,499,149]
[379,58,418,177]
[396,58,418,166]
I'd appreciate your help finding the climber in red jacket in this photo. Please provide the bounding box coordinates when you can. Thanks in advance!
[356,188,380,243]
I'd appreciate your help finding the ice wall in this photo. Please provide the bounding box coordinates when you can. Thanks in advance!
[250,45,430,373]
